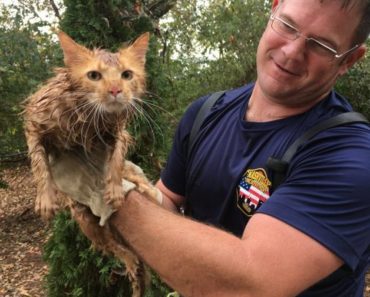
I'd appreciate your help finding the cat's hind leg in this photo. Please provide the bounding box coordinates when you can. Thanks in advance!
[71,202,149,297]
[108,242,149,297]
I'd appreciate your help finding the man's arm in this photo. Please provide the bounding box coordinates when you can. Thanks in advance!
[110,188,343,297]
[155,179,185,212]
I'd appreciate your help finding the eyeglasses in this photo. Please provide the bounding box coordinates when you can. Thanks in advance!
[270,13,359,60]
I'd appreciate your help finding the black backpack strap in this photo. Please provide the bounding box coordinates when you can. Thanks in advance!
[187,91,225,156]
[267,112,369,191]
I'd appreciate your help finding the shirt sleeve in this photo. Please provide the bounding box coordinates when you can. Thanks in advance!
[258,124,370,270]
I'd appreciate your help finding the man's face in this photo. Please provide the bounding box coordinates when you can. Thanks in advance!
[255,0,363,107]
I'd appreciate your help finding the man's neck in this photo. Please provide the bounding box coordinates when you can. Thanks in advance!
[246,84,329,122]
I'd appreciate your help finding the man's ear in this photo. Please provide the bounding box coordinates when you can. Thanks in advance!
[338,45,366,76]
[272,0,280,10]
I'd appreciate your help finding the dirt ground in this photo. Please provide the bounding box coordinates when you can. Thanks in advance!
[0,165,49,297]
[0,164,369,297]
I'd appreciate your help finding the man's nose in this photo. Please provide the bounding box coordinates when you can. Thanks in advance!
[281,36,307,61]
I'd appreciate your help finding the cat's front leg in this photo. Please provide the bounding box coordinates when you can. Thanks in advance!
[35,178,59,219]
[104,129,131,209]
[123,160,162,205]
[25,129,59,219]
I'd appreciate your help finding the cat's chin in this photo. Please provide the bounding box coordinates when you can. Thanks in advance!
[99,94,132,113]
[102,101,128,114]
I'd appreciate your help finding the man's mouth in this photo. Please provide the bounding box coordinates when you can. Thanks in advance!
[275,62,300,76]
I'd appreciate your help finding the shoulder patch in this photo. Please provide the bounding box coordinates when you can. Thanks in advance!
[236,168,271,217]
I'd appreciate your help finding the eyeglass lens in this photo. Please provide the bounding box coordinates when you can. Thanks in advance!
[271,16,336,59]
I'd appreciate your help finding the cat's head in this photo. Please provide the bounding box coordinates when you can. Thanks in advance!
[58,31,149,113]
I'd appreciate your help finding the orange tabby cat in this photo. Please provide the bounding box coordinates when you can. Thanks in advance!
[24,31,150,218]
[23,31,157,297]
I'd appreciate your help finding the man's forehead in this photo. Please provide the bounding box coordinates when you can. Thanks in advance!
[277,0,361,47]
[281,0,362,11]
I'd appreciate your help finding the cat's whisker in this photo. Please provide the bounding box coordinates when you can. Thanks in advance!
[81,102,101,150]
[141,98,175,119]
[142,91,175,111]
[69,101,94,129]
[63,100,93,132]
[92,104,102,139]
[86,104,99,149]
[66,100,95,150]
[129,101,164,146]
[138,100,174,146]
[132,98,166,133]
[143,90,161,98]
[92,103,115,149]
[85,103,105,153]
[94,104,110,147]
[63,104,85,143]
[99,104,112,133]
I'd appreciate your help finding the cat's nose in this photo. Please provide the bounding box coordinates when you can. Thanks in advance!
[109,87,122,97]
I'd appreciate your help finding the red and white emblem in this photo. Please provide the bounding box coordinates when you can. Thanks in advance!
[237,168,271,216]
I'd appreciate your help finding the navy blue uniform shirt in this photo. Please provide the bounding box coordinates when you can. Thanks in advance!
[161,83,370,296]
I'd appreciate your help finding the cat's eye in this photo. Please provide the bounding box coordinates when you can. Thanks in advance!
[121,70,133,80]
[87,71,102,81]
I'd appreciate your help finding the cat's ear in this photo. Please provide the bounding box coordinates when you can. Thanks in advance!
[123,33,150,64]
[58,31,91,67]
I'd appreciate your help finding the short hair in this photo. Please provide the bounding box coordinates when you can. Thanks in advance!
[334,0,370,44]
[280,0,370,45]
[352,0,370,44]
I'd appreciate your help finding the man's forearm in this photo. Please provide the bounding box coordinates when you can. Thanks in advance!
[110,191,256,297]
[110,191,340,297]
[160,194,180,212]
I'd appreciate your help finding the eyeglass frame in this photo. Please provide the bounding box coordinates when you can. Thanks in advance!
[269,11,360,60]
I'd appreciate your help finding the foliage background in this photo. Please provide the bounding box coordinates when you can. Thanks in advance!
[0,0,369,296]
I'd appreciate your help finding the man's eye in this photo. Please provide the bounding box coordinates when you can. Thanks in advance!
[307,40,335,56]
[279,21,297,34]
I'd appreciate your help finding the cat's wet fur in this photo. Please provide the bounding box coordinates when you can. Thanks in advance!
[23,31,156,297]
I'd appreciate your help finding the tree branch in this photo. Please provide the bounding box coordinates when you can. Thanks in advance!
[0,151,28,164]
[49,0,61,21]
[145,0,177,19]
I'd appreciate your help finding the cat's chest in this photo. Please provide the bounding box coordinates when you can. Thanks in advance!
[43,107,119,151]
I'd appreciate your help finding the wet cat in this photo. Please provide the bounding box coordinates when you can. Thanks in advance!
[23,31,159,297]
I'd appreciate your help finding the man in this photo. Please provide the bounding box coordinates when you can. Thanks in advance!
[72,0,370,296]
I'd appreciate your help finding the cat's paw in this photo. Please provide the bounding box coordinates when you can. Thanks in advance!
[35,188,59,220]
[104,183,124,209]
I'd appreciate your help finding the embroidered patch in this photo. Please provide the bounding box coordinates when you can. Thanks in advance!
[236,168,271,216]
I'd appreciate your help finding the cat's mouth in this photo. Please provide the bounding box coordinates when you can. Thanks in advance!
[103,94,130,113]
